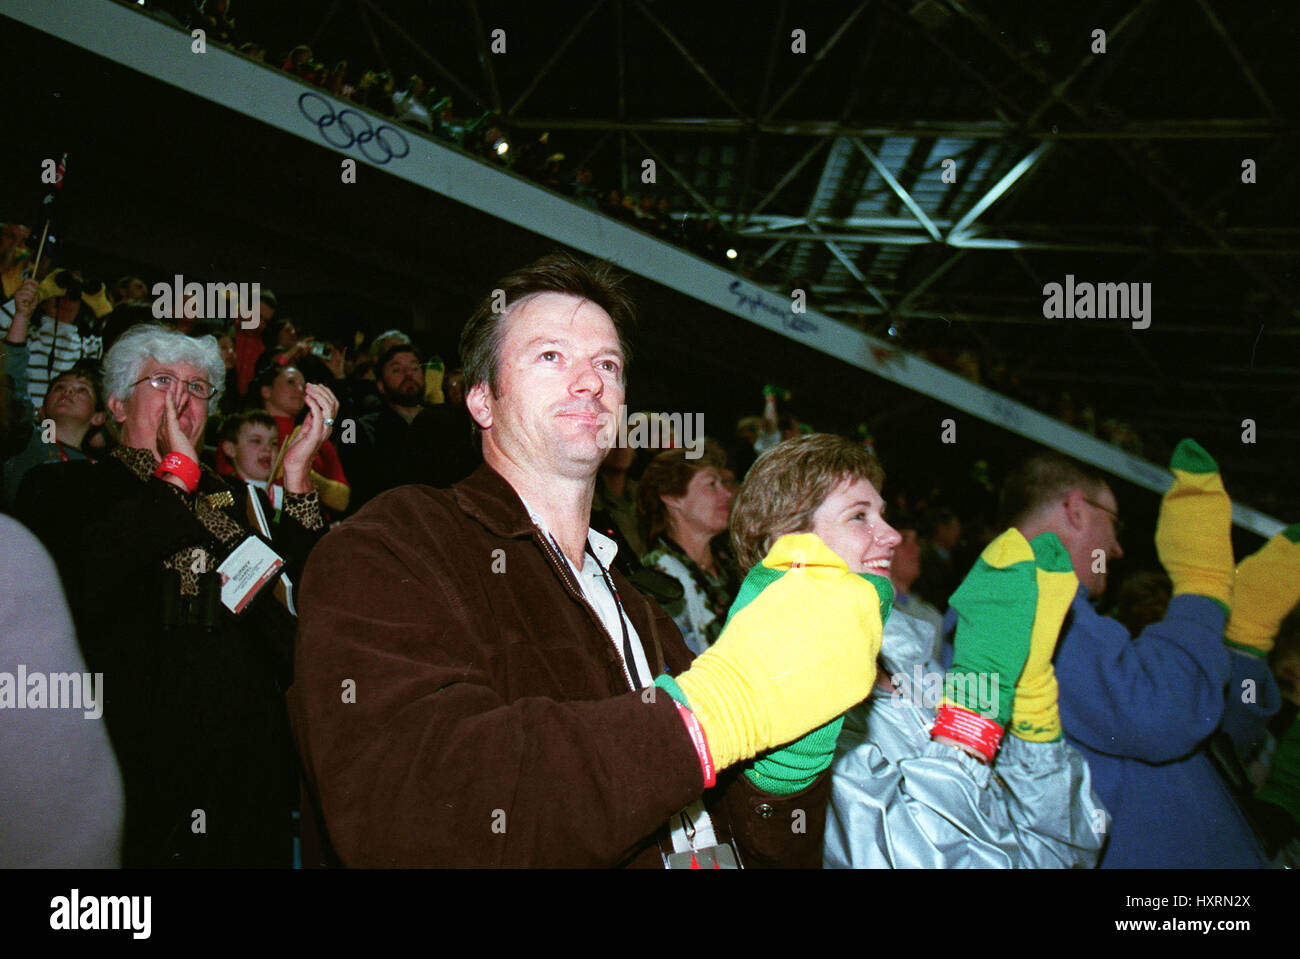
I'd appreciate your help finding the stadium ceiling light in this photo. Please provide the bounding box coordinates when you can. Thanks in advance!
[725,248,738,259]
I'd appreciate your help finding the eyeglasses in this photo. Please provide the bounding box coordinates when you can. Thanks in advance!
[1084,497,1125,538]
[131,372,217,400]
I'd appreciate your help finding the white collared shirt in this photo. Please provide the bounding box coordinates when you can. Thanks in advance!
[518,495,652,689]
[518,494,720,860]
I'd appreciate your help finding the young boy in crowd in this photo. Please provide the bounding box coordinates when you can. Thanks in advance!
[219,409,283,508]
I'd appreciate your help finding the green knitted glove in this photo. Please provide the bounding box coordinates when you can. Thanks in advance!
[944,529,1039,727]
[674,552,891,796]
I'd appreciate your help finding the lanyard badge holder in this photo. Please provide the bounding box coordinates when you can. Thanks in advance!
[664,804,742,869]
[564,535,741,869]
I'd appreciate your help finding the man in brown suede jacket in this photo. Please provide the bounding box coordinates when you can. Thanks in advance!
[290,253,879,867]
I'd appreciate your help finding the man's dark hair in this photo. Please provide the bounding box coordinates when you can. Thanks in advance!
[219,408,278,445]
[113,275,145,300]
[48,360,106,413]
[920,506,958,540]
[889,510,920,535]
[259,289,278,310]
[998,450,1109,528]
[378,343,422,373]
[458,252,635,404]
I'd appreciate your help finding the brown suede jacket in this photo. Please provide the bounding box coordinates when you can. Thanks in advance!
[289,462,829,867]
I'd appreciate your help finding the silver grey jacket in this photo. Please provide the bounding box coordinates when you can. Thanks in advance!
[823,608,1108,868]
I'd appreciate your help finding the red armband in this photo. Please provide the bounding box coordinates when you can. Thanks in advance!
[932,702,1004,764]
[674,702,716,788]
[154,452,201,493]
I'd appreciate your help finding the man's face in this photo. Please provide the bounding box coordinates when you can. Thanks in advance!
[276,322,298,350]
[107,358,211,454]
[934,517,962,551]
[890,528,923,593]
[217,335,236,370]
[224,423,278,481]
[41,375,103,428]
[378,350,424,406]
[663,466,732,539]
[1069,485,1125,598]
[469,292,625,481]
[808,476,901,575]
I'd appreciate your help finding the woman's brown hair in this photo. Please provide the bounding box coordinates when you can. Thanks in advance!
[730,433,885,569]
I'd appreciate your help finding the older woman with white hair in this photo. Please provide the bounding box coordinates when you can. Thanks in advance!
[16,322,338,868]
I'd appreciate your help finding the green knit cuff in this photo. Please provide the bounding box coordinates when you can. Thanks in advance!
[653,673,691,709]
[1224,638,1268,659]
[1282,523,1300,544]
[743,716,845,796]
[1169,438,1217,474]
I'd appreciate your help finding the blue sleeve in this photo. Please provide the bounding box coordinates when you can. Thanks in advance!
[1220,650,1282,761]
[1055,591,1231,763]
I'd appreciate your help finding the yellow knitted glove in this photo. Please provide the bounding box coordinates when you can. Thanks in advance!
[1010,532,1080,742]
[675,534,886,771]
[1225,524,1300,658]
[1154,439,1234,613]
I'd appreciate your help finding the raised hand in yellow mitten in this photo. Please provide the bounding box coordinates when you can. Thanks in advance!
[662,534,889,772]
[1225,524,1300,658]
[1154,439,1234,613]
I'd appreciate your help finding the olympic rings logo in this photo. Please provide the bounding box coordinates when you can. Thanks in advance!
[298,92,410,165]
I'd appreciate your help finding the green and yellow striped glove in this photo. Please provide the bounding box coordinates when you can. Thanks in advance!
[1010,532,1080,742]
[1154,439,1234,614]
[657,534,890,774]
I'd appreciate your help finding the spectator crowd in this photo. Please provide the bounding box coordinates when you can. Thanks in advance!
[2,246,1297,872]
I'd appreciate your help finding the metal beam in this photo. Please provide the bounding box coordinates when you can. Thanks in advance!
[503,117,1285,139]
[754,239,789,269]
[1196,0,1277,117]
[631,0,749,119]
[897,251,966,314]
[468,0,503,114]
[628,132,725,223]
[744,136,833,224]
[1023,0,1158,130]
[507,0,606,116]
[947,143,1051,240]
[762,1,870,121]
[807,222,892,312]
[948,0,1300,325]
[362,0,488,112]
[732,0,788,229]
[851,138,942,241]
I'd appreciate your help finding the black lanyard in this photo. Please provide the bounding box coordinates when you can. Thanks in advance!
[554,533,643,689]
